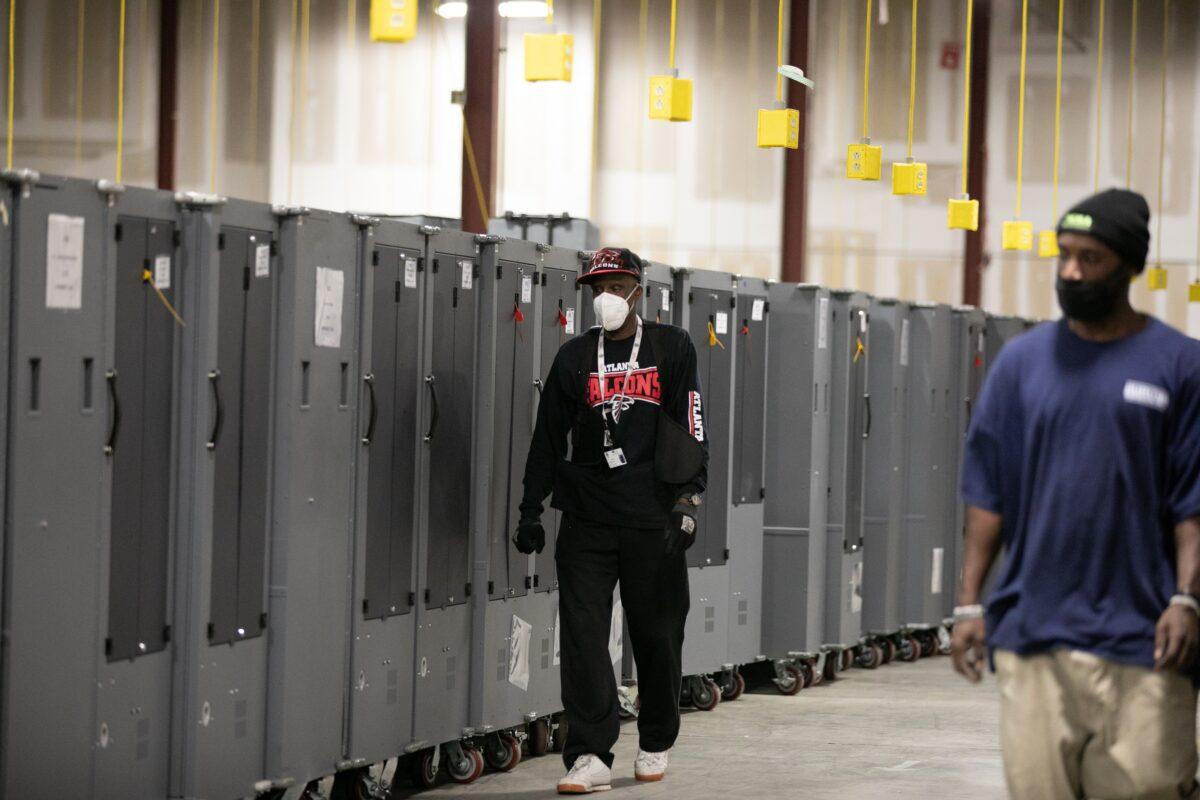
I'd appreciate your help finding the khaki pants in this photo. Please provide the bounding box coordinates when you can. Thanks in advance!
[995,649,1199,800]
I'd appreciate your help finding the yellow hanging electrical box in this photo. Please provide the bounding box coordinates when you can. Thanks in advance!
[1146,267,1168,290]
[1189,282,1200,303]
[947,198,979,231]
[846,142,882,181]
[524,33,574,82]
[1002,220,1034,251]
[757,108,800,149]
[891,161,927,196]
[1037,230,1060,258]
[648,75,693,121]
[370,0,418,42]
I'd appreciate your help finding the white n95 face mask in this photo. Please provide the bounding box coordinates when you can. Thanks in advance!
[593,289,634,332]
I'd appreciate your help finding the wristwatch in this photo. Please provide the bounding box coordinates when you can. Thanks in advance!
[679,493,702,507]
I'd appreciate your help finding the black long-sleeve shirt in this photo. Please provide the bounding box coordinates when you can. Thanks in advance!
[520,320,708,530]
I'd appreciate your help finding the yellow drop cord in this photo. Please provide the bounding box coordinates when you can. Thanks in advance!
[74,0,85,168]
[115,0,126,183]
[1050,0,1063,220]
[905,0,918,160]
[1014,0,1028,218]
[5,0,13,171]
[775,0,784,103]
[861,0,872,141]
[1126,0,1137,188]
[144,269,186,327]
[461,116,490,223]
[208,0,220,194]
[668,0,677,71]
[248,0,260,161]
[546,0,553,25]
[1093,0,1104,192]
[1155,0,1168,270]
[348,0,355,47]
[959,0,973,197]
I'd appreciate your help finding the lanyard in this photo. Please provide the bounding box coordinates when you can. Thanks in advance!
[597,316,642,431]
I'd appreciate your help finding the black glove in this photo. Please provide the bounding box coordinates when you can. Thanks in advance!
[512,518,546,555]
[664,503,697,556]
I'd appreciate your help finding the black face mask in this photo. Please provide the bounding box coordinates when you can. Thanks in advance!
[1055,267,1131,323]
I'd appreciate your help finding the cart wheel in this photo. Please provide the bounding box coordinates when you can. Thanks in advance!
[721,671,746,701]
[804,660,821,686]
[898,637,918,662]
[706,678,722,706]
[446,746,478,784]
[855,644,880,669]
[822,654,838,682]
[774,663,803,695]
[920,635,937,658]
[841,648,854,671]
[414,750,439,788]
[484,732,521,772]
[881,638,896,664]
[691,677,720,711]
[528,719,551,757]
[551,714,568,753]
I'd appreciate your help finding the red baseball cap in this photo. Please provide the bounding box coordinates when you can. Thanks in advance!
[578,247,644,284]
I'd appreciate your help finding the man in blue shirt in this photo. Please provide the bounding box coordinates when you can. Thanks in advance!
[953,188,1200,799]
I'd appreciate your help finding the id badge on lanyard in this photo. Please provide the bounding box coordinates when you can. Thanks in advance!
[597,317,642,469]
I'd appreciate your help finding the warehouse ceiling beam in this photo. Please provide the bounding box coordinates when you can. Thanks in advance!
[780,0,810,283]
[462,1,501,233]
[156,0,179,190]
[962,0,991,307]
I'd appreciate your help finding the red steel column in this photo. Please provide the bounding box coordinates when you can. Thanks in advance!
[156,0,180,190]
[963,0,991,307]
[461,2,501,233]
[780,0,811,283]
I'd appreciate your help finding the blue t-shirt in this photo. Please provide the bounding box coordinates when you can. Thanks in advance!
[961,317,1200,669]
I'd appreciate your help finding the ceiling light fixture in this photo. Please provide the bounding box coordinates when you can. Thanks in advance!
[435,1,468,19]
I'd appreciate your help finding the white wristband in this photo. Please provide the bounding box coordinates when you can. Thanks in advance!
[1169,594,1200,615]
[953,604,984,622]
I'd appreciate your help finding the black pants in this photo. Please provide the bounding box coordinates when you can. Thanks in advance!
[555,513,690,769]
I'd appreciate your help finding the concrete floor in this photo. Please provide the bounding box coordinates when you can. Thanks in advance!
[403,656,1006,799]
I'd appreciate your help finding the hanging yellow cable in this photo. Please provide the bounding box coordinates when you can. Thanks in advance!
[1001,0,1033,250]
[1092,0,1104,192]
[756,0,798,148]
[775,0,784,103]
[208,0,220,193]
[74,0,85,168]
[649,0,691,121]
[461,117,489,224]
[891,0,926,194]
[846,0,881,180]
[142,267,186,326]
[5,0,13,171]
[248,0,260,162]
[348,0,355,47]
[947,0,978,230]
[1037,0,1065,258]
[546,0,553,24]
[1146,0,1169,291]
[1126,0,1137,188]
[668,0,678,70]
[115,0,126,183]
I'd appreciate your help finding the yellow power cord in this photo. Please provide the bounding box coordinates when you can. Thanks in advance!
[1014,0,1028,218]
[668,0,678,71]
[1154,0,1168,272]
[959,0,973,196]
[348,0,355,47]
[461,118,489,222]
[208,0,220,193]
[115,0,126,183]
[74,0,85,168]
[1049,0,1063,221]
[860,0,872,141]
[546,0,553,24]
[775,0,784,103]
[905,0,918,160]
[1126,0,1137,188]
[1092,0,1104,192]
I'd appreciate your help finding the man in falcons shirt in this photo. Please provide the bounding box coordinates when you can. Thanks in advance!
[513,247,708,794]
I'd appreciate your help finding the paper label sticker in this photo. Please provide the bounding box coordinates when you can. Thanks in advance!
[978,331,985,353]
[850,560,863,613]
[931,547,944,595]
[255,244,270,277]
[314,267,345,349]
[751,298,765,321]
[817,297,829,349]
[46,213,85,309]
[900,318,910,366]
[507,615,533,692]
[460,259,473,290]
[565,308,576,334]
[608,597,624,664]
[553,609,561,665]
[521,275,533,304]
[661,288,670,312]
[859,310,867,334]
[404,257,418,288]
[715,312,728,335]
[154,255,171,289]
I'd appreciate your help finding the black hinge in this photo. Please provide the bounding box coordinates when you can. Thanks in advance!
[488,580,495,595]
[688,291,694,304]
[172,230,182,248]
[496,264,503,279]
[424,588,431,604]
[465,582,472,597]
[540,272,547,286]
[432,258,440,273]
[162,625,172,643]
[764,301,770,313]
[408,591,416,606]
[105,637,113,656]
[395,281,401,302]
[760,487,766,499]
[217,232,226,250]
[730,296,736,309]
[452,287,458,308]
[362,598,370,614]
[269,239,278,256]
[259,612,268,629]
[473,264,480,279]
[114,223,123,242]
[243,266,250,291]
[524,576,532,590]
[534,574,540,587]
[417,256,425,272]
[724,548,730,560]
[372,249,380,266]
[206,623,215,640]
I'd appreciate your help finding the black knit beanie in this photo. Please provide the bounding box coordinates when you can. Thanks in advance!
[1056,188,1151,273]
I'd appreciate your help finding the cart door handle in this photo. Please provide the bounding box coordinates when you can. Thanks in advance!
[424,375,439,442]
[104,369,120,455]
[207,369,224,450]
[532,378,544,395]
[862,392,872,439]
[361,373,377,445]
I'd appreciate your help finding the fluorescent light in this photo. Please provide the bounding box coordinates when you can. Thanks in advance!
[499,1,550,17]
[435,1,467,18]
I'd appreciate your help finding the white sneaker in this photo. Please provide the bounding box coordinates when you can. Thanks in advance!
[557,754,612,794]
[634,749,669,782]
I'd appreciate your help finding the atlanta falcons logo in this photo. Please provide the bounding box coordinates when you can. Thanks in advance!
[587,367,662,420]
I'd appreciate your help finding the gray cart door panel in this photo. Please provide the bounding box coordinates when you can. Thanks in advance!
[685,288,731,567]
[732,294,766,505]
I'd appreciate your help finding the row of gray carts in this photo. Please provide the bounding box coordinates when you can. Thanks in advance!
[0,173,1034,799]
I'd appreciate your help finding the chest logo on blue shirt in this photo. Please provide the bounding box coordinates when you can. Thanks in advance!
[1122,379,1170,412]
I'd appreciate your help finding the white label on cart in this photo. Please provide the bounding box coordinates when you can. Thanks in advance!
[850,561,863,613]
[978,331,985,353]
[154,255,171,289]
[900,318,911,366]
[460,259,473,289]
[715,312,728,335]
[817,297,829,349]
[255,244,270,277]
[608,597,624,665]
[404,257,418,288]
[661,288,670,312]
[553,609,561,665]
[507,615,533,692]
[564,308,576,334]
[314,266,345,348]
[931,547,944,595]
[521,275,533,304]
[859,310,867,334]
[46,213,85,309]
[751,298,765,321]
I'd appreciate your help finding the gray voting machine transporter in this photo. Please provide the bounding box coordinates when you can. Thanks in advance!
[674,268,737,711]
[761,284,832,693]
[860,298,911,665]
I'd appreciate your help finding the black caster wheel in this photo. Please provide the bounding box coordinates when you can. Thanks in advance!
[898,637,919,662]
[483,732,522,772]
[919,634,937,658]
[881,638,896,664]
[856,643,881,669]
[774,663,803,695]
[413,750,439,788]
[805,660,821,686]
[841,648,854,671]
[527,719,551,757]
[691,676,720,711]
[822,654,838,682]
[446,745,482,785]
[721,671,746,701]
